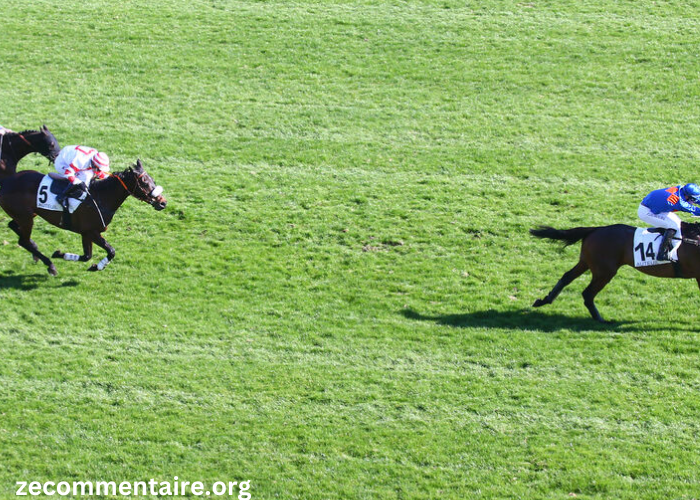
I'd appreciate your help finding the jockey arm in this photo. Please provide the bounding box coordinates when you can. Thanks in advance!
[642,186,700,216]
[58,147,93,183]
[64,164,83,185]
[678,198,700,217]
[64,157,98,185]
[55,146,109,186]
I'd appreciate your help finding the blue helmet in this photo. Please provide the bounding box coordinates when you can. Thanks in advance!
[681,183,700,203]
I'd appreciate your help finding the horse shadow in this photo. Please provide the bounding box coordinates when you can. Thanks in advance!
[401,307,634,332]
[0,271,79,291]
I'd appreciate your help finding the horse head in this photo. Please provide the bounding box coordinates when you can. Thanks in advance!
[124,159,167,211]
[21,125,61,162]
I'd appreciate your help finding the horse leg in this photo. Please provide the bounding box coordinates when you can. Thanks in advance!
[86,233,115,272]
[9,219,41,263]
[533,260,588,308]
[8,219,57,275]
[52,233,94,262]
[581,265,618,323]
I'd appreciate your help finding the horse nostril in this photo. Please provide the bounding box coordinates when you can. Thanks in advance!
[152,198,167,210]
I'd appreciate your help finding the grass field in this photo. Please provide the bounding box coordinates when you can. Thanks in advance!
[1,1,700,499]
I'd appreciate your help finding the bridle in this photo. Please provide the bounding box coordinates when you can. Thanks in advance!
[109,169,163,204]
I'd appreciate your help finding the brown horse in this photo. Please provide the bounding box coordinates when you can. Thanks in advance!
[530,223,700,323]
[0,126,61,178]
[0,159,166,275]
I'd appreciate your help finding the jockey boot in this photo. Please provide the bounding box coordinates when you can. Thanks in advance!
[56,183,82,209]
[657,228,677,262]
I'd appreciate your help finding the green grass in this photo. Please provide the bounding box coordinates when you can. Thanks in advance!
[1,1,700,499]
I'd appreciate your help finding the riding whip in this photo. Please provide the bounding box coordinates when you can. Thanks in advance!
[83,185,106,230]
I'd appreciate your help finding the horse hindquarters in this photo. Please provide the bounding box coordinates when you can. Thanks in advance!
[0,171,59,275]
[531,224,634,322]
[576,227,630,323]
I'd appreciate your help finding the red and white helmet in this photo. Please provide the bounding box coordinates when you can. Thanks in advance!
[92,152,110,172]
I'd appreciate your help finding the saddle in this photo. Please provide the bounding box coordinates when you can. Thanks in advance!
[36,174,92,231]
[47,172,70,194]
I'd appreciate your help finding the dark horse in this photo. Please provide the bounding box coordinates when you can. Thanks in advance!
[0,159,167,275]
[0,126,61,179]
[531,223,700,323]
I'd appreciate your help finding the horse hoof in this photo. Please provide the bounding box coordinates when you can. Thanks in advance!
[533,298,546,308]
[48,266,57,276]
[88,264,98,272]
[52,250,63,258]
[33,255,39,263]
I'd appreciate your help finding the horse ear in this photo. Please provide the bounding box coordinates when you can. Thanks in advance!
[135,159,143,171]
[42,124,48,132]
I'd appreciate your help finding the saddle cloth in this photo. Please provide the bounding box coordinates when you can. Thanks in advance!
[633,228,677,267]
[36,174,87,214]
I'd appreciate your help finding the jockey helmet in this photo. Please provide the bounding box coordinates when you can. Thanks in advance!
[92,152,110,172]
[681,183,700,203]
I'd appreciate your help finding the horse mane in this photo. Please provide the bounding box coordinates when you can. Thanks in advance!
[116,165,136,180]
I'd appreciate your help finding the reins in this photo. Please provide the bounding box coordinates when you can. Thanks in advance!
[109,172,130,193]
[108,170,149,200]
[86,171,145,231]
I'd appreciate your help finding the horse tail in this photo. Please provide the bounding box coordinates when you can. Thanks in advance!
[530,226,599,247]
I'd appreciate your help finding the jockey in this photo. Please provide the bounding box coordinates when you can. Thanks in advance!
[54,145,110,208]
[639,183,700,262]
